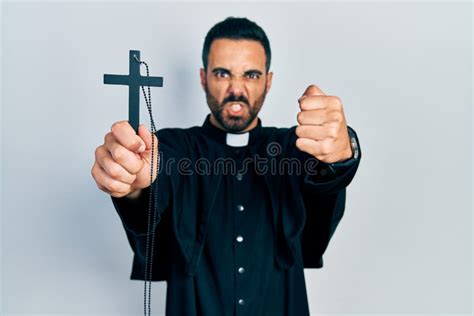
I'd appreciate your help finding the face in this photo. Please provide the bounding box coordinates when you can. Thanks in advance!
[200,39,273,132]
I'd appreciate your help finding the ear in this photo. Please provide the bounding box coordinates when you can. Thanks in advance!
[265,71,273,93]
[200,68,207,92]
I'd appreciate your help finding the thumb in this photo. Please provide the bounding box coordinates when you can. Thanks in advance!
[298,84,326,102]
[137,124,158,152]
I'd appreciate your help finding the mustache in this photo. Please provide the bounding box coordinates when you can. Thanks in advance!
[221,94,250,107]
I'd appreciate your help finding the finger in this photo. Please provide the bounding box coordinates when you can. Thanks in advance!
[104,133,144,174]
[295,125,336,141]
[298,85,326,103]
[295,138,331,159]
[298,95,327,111]
[299,95,343,111]
[297,109,329,126]
[91,162,112,193]
[302,84,326,97]
[295,137,320,158]
[91,162,132,197]
[95,146,137,184]
[111,120,146,153]
[138,124,158,151]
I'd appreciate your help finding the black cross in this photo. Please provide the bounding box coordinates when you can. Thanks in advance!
[104,50,163,134]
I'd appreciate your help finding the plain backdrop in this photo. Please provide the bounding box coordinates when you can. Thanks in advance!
[1,1,472,315]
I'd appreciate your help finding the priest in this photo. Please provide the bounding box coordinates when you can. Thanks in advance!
[91,17,361,316]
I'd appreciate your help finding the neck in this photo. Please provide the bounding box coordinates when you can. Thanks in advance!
[209,114,258,133]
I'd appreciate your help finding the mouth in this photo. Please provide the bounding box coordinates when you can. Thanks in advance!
[225,102,246,116]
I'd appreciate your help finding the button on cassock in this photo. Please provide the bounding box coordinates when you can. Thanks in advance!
[238,298,245,305]
[236,235,244,243]
[238,267,245,274]
[236,173,243,181]
[237,205,245,212]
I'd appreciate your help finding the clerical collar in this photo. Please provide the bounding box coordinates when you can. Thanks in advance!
[201,114,263,147]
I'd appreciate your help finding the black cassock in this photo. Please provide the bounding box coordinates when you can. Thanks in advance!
[112,114,361,316]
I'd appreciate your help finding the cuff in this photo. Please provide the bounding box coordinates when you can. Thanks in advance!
[111,185,160,237]
[326,125,361,175]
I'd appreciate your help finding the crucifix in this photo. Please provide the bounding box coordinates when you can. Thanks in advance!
[104,50,163,134]
[104,50,163,315]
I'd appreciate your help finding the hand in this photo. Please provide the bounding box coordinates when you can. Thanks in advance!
[91,121,159,198]
[295,85,352,164]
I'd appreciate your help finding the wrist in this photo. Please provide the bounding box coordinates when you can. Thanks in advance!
[341,146,353,161]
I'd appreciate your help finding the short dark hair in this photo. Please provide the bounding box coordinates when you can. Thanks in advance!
[202,17,272,72]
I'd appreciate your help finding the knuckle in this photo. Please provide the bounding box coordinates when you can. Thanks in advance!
[95,146,103,160]
[326,110,340,124]
[104,132,113,144]
[91,164,98,179]
[322,142,332,155]
[108,181,122,193]
[295,125,303,137]
[111,122,120,133]
[295,138,305,150]
[111,121,127,135]
[129,137,140,149]
[118,185,131,196]
[112,146,127,162]
[296,112,304,125]
[331,96,342,107]
[111,147,125,162]
[299,99,306,110]
[130,160,144,174]
[111,120,124,130]
[108,165,122,178]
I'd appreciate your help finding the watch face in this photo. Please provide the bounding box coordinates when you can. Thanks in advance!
[350,136,359,159]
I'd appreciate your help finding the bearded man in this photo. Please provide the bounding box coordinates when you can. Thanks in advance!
[91,16,361,316]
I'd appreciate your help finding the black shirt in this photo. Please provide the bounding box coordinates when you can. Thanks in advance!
[112,114,361,316]
[188,143,289,315]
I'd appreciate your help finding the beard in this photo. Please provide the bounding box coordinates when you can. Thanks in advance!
[205,83,267,132]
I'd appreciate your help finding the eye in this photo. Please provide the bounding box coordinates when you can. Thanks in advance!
[245,72,261,80]
[214,70,229,78]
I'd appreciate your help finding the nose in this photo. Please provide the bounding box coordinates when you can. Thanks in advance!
[227,76,245,97]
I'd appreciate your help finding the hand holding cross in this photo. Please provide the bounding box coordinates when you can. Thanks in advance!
[91,50,163,198]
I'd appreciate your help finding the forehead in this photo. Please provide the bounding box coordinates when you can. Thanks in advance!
[208,38,266,71]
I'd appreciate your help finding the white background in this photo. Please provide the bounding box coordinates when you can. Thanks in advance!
[1,1,472,315]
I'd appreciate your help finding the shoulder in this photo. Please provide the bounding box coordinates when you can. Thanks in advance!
[155,126,202,156]
[156,126,200,140]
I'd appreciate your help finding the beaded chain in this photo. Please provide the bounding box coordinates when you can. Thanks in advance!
[134,55,161,316]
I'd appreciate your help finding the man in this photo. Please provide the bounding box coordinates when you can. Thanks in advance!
[91,17,361,316]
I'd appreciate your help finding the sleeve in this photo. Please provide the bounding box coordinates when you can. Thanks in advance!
[111,165,172,237]
[298,126,361,268]
[301,125,361,195]
[110,126,178,238]
[110,130,174,281]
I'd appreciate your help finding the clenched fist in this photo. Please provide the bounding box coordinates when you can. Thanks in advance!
[91,121,159,198]
[295,85,352,164]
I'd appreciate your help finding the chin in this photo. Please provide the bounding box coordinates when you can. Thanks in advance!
[221,118,249,132]
[219,112,252,132]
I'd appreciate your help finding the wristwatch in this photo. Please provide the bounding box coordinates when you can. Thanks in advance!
[327,126,360,173]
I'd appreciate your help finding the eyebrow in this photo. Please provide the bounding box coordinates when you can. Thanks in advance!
[211,67,263,76]
[211,67,230,74]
